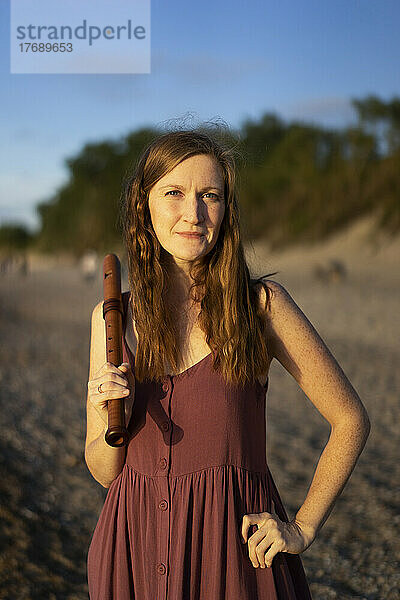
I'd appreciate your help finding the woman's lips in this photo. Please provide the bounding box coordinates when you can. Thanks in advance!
[177,233,204,239]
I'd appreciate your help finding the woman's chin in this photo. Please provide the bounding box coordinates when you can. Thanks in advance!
[172,250,207,263]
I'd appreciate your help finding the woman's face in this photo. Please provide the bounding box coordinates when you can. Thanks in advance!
[148,154,226,269]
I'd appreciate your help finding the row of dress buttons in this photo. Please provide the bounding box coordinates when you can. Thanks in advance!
[158,382,170,580]
[157,488,168,572]
[160,379,170,430]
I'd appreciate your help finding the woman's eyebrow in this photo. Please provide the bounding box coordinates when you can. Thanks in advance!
[158,183,223,193]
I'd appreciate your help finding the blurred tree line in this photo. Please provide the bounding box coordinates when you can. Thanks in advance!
[1,94,399,256]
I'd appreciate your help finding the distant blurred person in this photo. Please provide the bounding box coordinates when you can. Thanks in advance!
[18,253,28,276]
[80,249,98,283]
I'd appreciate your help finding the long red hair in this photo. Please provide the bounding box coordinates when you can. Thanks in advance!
[119,127,278,387]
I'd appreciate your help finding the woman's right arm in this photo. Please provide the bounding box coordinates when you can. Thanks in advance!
[84,300,134,488]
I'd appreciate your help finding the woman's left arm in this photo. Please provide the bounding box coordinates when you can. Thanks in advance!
[262,280,371,542]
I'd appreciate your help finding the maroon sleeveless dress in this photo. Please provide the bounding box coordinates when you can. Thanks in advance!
[87,291,313,599]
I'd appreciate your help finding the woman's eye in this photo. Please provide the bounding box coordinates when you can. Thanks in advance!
[165,190,181,196]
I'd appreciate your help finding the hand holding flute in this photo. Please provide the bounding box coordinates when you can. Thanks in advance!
[87,361,135,435]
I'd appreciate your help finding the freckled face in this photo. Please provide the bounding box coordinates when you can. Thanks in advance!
[148,154,226,266]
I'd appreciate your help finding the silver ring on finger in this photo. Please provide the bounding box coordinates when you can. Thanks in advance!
[98,383,104,393]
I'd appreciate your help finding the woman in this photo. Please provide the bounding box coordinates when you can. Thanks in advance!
[85,128,370,599]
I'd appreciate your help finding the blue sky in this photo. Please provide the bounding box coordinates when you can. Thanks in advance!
[1,0,399,232]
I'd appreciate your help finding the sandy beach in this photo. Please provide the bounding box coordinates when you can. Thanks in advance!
[0,214,399,599]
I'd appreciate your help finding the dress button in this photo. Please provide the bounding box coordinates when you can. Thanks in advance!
[162,421,170,431]
[158,499,168,510]
[162,382,169,392]
[157,563,166,575]
[159,457,167,469]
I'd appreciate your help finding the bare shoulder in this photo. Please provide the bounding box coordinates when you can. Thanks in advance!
[254,279,316,359]
[253,278,284,314]
[252,279,284,360]
[93,299,104,320]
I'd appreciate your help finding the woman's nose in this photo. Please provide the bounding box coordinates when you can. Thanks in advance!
[182,195,204,218]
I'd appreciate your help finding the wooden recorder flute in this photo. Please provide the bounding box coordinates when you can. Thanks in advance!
[102,253,129,447]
